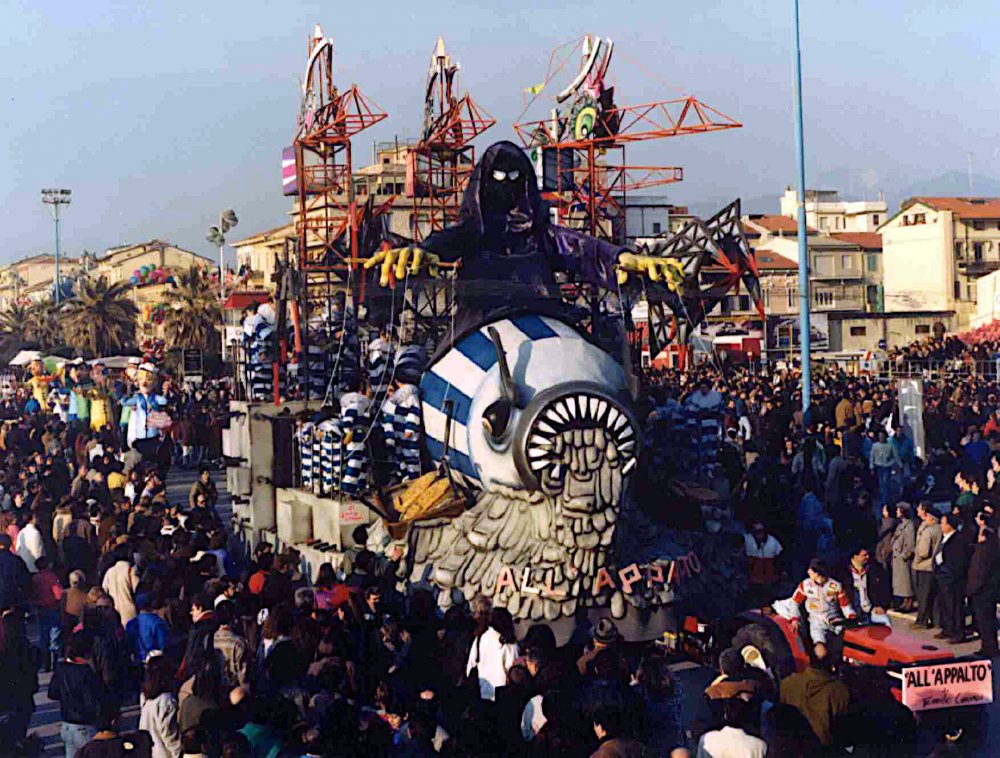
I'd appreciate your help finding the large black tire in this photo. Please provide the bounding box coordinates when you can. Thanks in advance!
[728,620,795,681]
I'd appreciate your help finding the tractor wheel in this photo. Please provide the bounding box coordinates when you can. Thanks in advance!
[728,620,795,682]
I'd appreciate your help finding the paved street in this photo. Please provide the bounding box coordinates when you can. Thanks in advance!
[25,466,231,756]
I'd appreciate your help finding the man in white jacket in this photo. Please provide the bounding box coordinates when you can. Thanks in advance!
[15,510,44,573]
[102,549,140,626]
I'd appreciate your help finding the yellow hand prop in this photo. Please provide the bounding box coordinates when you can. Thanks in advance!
[616,253,686,291]
[364,247,442,287]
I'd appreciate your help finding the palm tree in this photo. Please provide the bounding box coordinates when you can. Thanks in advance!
[23,300,63,351]
[0,303,30,362]
[61,276,139,358]
[162,266,221,351]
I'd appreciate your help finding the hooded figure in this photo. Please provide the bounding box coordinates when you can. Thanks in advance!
[404,141,625,326]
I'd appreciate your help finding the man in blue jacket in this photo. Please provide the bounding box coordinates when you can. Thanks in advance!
[125,591,171,664]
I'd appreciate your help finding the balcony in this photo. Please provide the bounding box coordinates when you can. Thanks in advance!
[957,259,1000,276]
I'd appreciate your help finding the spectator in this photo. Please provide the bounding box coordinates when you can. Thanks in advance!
[0,611,40,752]
[634,656,685,754]
[966,514,1000,657]
[696,698,767,758]
[912,502,942,629]
[870,431,901,507]
[15,508,45,573]
[933,512,969,643]
[77,714,154,758]
[102,548,139,627]
[779,643,850,747]
[49,632,113,758]
[139,655,183,758]
[32,555,64,670]
[843,546,890,621]
[126,592,172,665]
[744,522,783,603]
[890,503,916,611]
[591,704,647,758]
[0,532,30,609]
[578,619,623,676]
[467,606,519,701]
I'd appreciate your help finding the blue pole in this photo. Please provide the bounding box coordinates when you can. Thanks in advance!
[54,207,61,304]
[793,0,810,411]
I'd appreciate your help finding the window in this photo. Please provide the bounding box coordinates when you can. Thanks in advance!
[915,324,930,335]
[840,255,853,269]
[850,326,867,336]
[866,254,879,272]
[866,284,880,307]
[814,291,834,307]
[738,295,750,311]
[913,213,926,225]
[395,183,405,194]
[383,157,390,165]
[787,288,798,308]
[954,280,961,299]
[819,217,829,230]
[973,220,986,231]
[974,242,984,261]
[815,256,834,276]
[872,214,881,226]
[652,222,662,234]
[356,184,367,195]
[955,242,964,259]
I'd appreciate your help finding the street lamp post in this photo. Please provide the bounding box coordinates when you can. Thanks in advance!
[41,189,72,304]
[207,209,238,300]
[792,0,811,412]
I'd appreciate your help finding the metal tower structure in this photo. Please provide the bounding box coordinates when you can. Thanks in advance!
[403,38,495,346]
[290,24,388,295]
[513,36,742,347]
[271,25,389,404]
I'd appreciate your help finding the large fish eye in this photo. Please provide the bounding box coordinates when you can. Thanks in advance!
[506,169,520,181]
[482,398,513,444]
[492,169,507,182]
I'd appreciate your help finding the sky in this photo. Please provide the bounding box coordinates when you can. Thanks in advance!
[2,0,999,265]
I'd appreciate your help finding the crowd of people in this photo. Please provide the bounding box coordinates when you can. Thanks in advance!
[4,331,1000,756]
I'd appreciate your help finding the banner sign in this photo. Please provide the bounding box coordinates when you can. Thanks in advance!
[902,660,993,712]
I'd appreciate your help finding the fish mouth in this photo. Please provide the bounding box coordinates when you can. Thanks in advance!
[514,382,640,580]
[515,383,639,492]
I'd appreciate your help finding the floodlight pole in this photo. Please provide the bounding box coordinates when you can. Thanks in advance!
[218,213,226,301]
[41,189,72,304]
[792,0,811,411]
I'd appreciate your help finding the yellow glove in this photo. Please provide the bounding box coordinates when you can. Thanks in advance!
[364,246,441,287]
[616,252,685,291]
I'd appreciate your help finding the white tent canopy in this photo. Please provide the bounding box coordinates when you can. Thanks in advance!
[9,350,43,367]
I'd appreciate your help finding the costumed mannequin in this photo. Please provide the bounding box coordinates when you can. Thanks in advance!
[89,361,113,433]
[66,360,92,428]
[387,345,427,483]
[123,362,168,462]
[364,140,675,330]
[24,358,57,414]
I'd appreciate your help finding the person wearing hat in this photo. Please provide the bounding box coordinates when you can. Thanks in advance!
[576,619,622,676]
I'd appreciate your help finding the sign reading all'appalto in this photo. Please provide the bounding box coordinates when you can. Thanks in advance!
[901,659,993,712]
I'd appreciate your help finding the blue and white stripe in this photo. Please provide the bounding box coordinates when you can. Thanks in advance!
[420,314,579,486]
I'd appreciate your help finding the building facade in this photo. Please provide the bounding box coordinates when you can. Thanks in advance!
[780,187,888,233]
[880,197,1000,328]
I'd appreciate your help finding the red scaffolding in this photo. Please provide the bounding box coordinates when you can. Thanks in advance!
[293,25,387,279]
[407,38,495,241]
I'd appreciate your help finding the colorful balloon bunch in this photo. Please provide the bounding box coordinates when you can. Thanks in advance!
[128,265,176,287]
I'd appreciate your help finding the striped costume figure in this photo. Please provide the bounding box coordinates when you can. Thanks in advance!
[338,392,372,496]
[390,384,422,482]
[297,421,315,491]
[379,397,397,480]
[317,417,340,497]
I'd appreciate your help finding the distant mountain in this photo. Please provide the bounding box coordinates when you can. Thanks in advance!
[897,171,1000,203]
[687,193,780,218]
